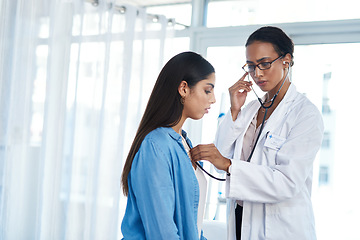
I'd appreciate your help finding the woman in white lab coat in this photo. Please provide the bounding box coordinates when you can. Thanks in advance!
[190,26,324,240]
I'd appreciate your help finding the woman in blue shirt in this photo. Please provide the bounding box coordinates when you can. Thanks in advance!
[121,51,216,240]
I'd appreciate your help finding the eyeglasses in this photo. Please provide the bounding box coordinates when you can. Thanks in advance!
[242,55,283,73]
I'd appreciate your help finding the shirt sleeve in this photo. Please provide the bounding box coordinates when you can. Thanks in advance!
[130,138,180,240]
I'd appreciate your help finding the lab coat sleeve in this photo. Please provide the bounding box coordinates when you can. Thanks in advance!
[215,109,245,159]
[227,104,324,203]
[130,139,180,239]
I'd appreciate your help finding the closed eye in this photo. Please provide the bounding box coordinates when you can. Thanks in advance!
[248,65,256,70]
[259,62,271,68]
[205,83,214,94]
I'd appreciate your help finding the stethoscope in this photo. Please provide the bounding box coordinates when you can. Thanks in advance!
[182,135,227,181]
[245,62,290,162]
[194,62,291,181]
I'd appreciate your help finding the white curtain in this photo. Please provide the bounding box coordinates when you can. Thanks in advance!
[0,0,175,239]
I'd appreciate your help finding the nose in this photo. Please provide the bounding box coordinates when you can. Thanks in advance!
[210,93,216,104]
[253,66,263,77]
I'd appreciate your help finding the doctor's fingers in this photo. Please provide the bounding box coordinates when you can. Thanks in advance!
[190,144,214,161]
[229,80,252,94]
[230,72,249,88]
[190,144,219,162]
[191,145,229,171]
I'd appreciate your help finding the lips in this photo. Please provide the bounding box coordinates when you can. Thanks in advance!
[256,80,267,86]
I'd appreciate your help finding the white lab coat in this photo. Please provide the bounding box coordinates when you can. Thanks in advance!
[215,84,324,240]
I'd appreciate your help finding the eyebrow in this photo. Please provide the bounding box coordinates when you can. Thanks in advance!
[246,57,271,63]
[206,83,215,88]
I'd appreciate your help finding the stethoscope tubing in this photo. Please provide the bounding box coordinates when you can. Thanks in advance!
[195,162,226,181]
[196,66,290,181]
[246,66,290,162]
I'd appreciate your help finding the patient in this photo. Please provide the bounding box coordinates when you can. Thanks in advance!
[120,51,216,240]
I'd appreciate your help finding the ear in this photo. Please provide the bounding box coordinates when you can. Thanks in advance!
[282,53,292,66]
[178,80,189,97]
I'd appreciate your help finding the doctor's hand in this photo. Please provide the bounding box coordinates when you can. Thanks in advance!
[229,72,251,121]
[190,144,231,173]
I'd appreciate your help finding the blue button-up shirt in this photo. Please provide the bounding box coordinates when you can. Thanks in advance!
[121,127,206,240]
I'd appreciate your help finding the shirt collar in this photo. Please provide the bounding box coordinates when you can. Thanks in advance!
[161,127,188,142]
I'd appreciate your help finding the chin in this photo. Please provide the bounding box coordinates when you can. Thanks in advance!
[259,86,271,92]
[191,114,205,120]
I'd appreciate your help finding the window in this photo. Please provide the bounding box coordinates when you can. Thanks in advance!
[322,132,331,148]
[207,0,360,27]
[319,166,329,185]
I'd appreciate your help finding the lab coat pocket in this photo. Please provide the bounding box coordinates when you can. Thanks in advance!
[266,203,313,240]
[264,132,286,150]
[263,132,287,166]
[263,146,280,167]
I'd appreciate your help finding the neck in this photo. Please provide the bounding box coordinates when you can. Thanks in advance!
[172,115,187,135]
[266,77,290,102]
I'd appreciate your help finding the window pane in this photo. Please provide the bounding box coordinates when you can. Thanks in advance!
[30,45,48,145]
[294,44,360,240]
[207,0,360,27]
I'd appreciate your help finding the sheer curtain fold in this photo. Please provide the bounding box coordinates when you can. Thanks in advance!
[0,0,46,239]
[39,2,75,240]
[0,0,175,239]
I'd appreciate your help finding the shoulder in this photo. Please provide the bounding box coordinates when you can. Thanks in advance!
[241,98,260,114]
[133,128,175,168]
[283,84,320,116]
[287,89,324,129]
[294,91,321,117]
[140,127,178,155]
[245,98,259,108]
[144,127,175,146]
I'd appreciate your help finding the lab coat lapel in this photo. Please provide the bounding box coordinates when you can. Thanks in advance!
[241,99,261,131]
[257,84,297,142]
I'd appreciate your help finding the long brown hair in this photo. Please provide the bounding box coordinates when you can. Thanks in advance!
[121,51,215,196]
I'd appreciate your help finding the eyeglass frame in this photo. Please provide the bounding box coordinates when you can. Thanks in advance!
[242,55,284,73]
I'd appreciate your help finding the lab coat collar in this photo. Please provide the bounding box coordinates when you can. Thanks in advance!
[257,83,297,141]
[259,82,296,105]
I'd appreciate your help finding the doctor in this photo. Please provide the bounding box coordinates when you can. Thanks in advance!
[190,26,324,240]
